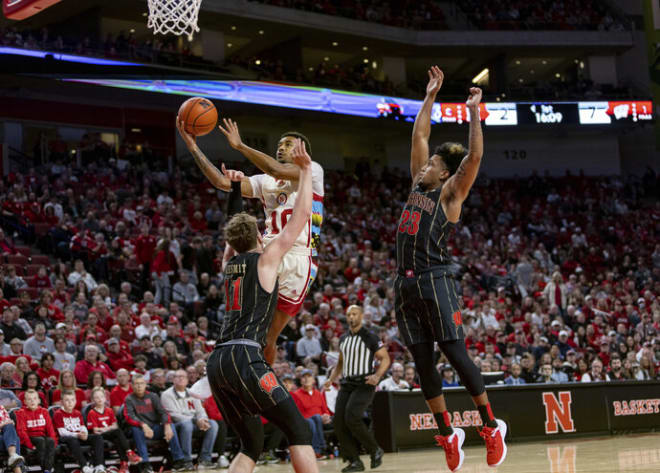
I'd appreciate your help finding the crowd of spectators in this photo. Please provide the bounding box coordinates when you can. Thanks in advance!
[456,0,627,31]
[0,26,217,71]
[0,141,658,466]
[250,0,447,30]
[2,10,636,104]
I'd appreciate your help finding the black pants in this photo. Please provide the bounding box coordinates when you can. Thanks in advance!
[60,436,89,468]
[334,381,379,462]
[88,429,132,465]
[263,422,284,452]
[31,436,56,470]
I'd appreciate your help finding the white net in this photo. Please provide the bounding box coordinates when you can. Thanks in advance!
[147,0,202,41]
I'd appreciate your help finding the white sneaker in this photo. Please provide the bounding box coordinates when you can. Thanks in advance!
[82,466,94,473]
[8,453,24,468]
[217,455,230,468]
[94,466,106,473]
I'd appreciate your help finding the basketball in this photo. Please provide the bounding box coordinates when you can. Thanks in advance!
[178,97,218,136]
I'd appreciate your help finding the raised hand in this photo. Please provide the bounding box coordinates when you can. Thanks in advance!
[426,65,444,96]
[466,87,483,108]
[175,117,196,149]
[221,163,244,182]
[218,118,243,150]
[291,138,312,169]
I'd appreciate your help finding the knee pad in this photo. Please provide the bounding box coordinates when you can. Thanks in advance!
[262,397,313,446]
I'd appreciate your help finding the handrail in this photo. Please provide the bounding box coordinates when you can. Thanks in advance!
[7,146,34,173]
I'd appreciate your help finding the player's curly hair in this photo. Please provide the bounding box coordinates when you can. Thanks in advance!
[281,131,312,156]
[224,212,258,253]
[434,142,466,175]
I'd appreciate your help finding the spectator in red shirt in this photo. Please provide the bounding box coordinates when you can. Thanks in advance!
[74,344,116,386]
[0,229,18,256]
[18,371,48,408]
[109,369,133,414]
[84,371,111,406]
[52,391,92,473]
[33,266,52,289]
[151,239,176,306]
[36,353,59,392]
[291,370,332,457]
[135,225,157,291]
[106,337,134,372]
[52,370,86,411]
[86,387,141,473]
[16,389,57,473]
[404,365,421,389]
[188,211,207,232]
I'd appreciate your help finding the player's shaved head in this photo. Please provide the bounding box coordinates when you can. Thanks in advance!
[224,212,258,253]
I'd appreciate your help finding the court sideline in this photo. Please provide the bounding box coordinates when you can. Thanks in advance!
[259,433,660,472]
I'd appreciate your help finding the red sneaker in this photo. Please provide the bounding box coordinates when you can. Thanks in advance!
[127,450,143,465]
[435,428,465,472]
[479,419,508,467]
[119,461,129,473]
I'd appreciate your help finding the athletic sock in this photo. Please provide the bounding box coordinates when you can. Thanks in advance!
[478,403,498,428]
[434,410,453,436]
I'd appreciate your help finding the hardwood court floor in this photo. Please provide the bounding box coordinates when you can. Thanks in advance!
[257,433,660,472]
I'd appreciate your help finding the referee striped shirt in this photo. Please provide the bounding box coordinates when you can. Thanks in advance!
[339,327,382,379]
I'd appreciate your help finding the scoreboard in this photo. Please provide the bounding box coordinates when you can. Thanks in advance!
[61,76,653,128]
[439,100,653,126]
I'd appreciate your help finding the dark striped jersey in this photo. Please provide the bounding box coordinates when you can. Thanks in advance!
[339,327,382,379]
[217,252,279,347]
[396,185,455,274]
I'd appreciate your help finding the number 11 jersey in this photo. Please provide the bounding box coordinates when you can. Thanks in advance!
[218,252,279,346]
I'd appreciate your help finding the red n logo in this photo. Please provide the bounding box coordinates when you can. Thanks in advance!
[259,373,278,394]
[542,391,575,434]
[452,311,463,326]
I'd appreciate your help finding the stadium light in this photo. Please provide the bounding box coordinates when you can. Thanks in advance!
[472,68,489,84]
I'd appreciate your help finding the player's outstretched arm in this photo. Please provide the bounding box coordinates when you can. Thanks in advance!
[411,66,443,181]
[219,118,301,181]
[258,139,313,292]
[176,117,254,197]
[444,87,483,204]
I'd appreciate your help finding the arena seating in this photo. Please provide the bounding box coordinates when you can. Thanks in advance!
[0,143,658,466]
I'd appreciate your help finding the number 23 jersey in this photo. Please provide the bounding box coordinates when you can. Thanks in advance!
[396,185,455,273]
[249,161,324,256]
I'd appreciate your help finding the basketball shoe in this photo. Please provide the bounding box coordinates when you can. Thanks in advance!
[479,419,507,467]
[435,428,465,472]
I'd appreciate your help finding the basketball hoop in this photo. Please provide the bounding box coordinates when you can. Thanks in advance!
[147,0,202,41]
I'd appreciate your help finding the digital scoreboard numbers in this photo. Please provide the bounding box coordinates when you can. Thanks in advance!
[579,101,653,124]
[578,101,610,124]
[517,103,579,125]
[484,102,518,126]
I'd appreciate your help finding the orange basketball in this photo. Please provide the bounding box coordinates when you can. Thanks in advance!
[178,97,218,136]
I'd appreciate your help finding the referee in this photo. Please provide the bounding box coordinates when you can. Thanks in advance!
[323,305,390,472]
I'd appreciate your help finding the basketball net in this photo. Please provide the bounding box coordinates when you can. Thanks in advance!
[147,0,202,41]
